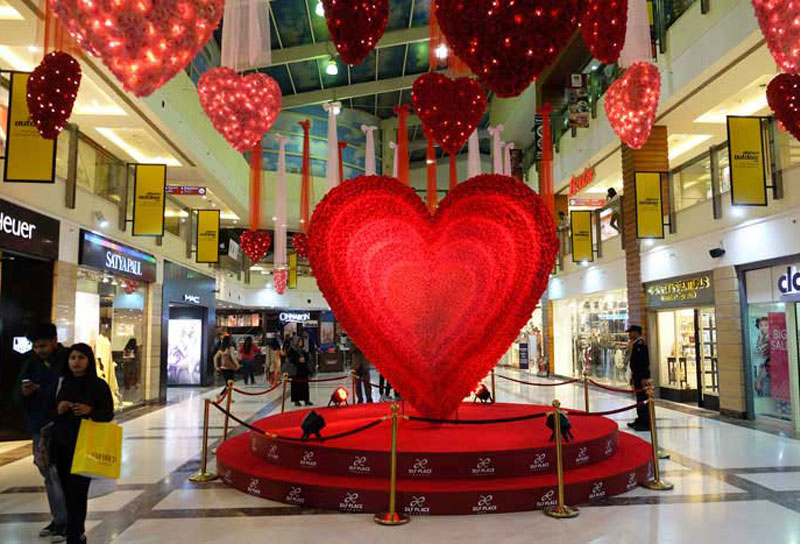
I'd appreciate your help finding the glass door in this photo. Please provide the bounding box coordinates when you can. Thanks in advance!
[697,308,719,408]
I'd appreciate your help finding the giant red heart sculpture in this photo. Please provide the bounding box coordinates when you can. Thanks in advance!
[50,0,223,97]
[309,174,558,419]
[604,61,661,149]
[411,73,487,155]
[435,0,581,97]
[767,73,800,142]
[321,0,388,65]
[26,51,82,140]
[581,0,628,64]
[752,0,800,74]
[240,230,272,263]
[198,68,282,152]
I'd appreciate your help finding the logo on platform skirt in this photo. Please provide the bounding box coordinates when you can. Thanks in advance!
[220,468,232,484]
[589,481,606,500]
[247,478,261,496]
[404,495,431,515]
[472,494,498,514]
[408,458,433,476]
[348,455,371,474]
[285,486,305,505]
[604,439,614,456]
[339,492,365,512]
[300,450,317,468]
[471,457,495,476]
[536,489,558,508]
[267,444,279,461]
[575,446,590,465]
[627,471,638,490]
[530,452,550,471]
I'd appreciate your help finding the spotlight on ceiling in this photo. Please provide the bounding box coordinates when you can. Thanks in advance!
[315,1,324,17]
[325,58,339,76]
[94,211,109,228]
[329,387,349,407]
[473,383,494,404]
[300,410,326,440]
[434,43,449,60]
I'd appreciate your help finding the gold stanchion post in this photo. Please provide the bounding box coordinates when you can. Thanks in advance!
[490,368,496,400]
[281,373,289,413]
[641,387,674,491]
[582,370,590,412]
[189,398,218,483]
[544,399,579,519]
[222,380,233,441]
[374,404,410,526]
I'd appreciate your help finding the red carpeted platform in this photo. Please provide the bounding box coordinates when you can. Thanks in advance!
[216,402,654,515]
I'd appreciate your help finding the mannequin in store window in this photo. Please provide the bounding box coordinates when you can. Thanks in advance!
[94,327,119,410]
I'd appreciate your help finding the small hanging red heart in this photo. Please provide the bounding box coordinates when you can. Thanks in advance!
[767,73,800,142]
[435,0,581,97]
[411,73,487,156]
[581,0,628,64]
[604,62,661,149]
[198,68,282,153]
[292,232,310,258]
[752,0,800,74]
[274,268,288,295]
[240,230,272,263]
[26,51,82,140]
[321,0,389,65]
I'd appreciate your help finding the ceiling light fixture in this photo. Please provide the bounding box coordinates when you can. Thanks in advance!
[315,1,325,17]
[325,58,339,76]
[434,43,449,60]
[94,211,109,228]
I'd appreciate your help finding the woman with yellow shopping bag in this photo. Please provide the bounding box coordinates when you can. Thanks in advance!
[51,344,115,544]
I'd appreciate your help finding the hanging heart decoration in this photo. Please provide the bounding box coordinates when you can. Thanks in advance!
[435,0,581,97]
[308,174,558,419]
[274,268,288,295]
[581,0,628,64]
[26,51,82,140]
[321,0,389,65]
[604,61,661,149]
[198,68,282,152]
[292,232,310,258]
[751,0,800,74]
[50,0,223,97]
[411,73,487,155]
[767,73,800,141]
[240,229,272,263]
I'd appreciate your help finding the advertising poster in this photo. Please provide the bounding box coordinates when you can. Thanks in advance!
[132,164,167,236]
[167,319,203,385]
[4,72,56,183]
[566,74,590,129]
[570,210,594,263]
[196,210,220,263]
[727,116,768,206]
[635,172,664,239]
[519,343,529,370]
[767,312,791,405]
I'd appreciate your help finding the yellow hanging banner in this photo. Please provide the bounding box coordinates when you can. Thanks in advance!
[727,116,768,206]
[196,210,220,263]
[132,164,167,236]
[3,72,57,183]
[570,210,593,263]
[288,252,298,289]
[635,172,664,239]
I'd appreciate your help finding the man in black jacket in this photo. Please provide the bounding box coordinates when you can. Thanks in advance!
[626,325,652,432]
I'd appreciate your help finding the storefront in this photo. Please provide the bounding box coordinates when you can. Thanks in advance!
[499,308,545,374]
[161,261,216,392]
[645,272,719,409]
[0,198,60,439]
[741,260,800,429]
[75,230,156,411]
[552,290,629,384]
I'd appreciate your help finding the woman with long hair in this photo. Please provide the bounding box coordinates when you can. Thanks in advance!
[51,343,114,544]
[238,336,258,385]
[213,336,240,397]
[288,337,312,407]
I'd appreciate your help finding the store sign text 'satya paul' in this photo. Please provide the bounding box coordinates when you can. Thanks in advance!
[105,252,141,276]
[647,276,711,303]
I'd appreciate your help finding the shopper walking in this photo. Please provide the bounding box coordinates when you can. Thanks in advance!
[14,323,69,542]
[378,373,393,401]
[288,337,312,407]
[238,336,258,385]
[213,337,240,397]
[51,343,114,544]
[268,338,283,385]
[626,325,652,431]
[351,345,373,403]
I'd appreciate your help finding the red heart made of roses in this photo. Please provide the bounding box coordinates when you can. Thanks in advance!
[198,68,282,153]
[50,0,223,97]
[752,0,800,74]
[581,0,628,64]
[27,51,82,140]
[604,61,661,149]
[240,230,272,263]
[321,0,388,65]
[767,73,800,142]
[411,73,487,156]
[435,0,581,97]
[308,174,558,419]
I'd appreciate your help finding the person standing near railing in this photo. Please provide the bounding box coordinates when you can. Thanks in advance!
[238,336,258,385]
[626,325,652,431]
[214,337,240,398]
[607,188,621,233]
[288,337,312,407]
[351,345,373,403]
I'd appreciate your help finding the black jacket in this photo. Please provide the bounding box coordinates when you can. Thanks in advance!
[14,345,69,433]
[52,375,114,453]
[629,337,651,383]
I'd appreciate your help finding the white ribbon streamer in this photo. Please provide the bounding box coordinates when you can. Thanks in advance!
[504,142,515,176]
[221,0,272,71]
[467,129,481,178]
[619,0,652,68]
[389,141,398,178]
[274,133,289,267]
[362,125,378,175]
[323,101,342,190]
[488,125,505,175]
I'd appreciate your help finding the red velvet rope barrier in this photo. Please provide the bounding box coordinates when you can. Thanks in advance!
[232,381,282,396]
[496,374,580,387]
[587,378,647,394]
[289,375,348,383]
[566,401,647,417]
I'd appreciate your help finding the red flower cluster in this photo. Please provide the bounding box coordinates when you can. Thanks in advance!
[752,0,800,74]
[273,268,288,295]
[240,229,272,263]
[411,73,486,156]
[767,73,800,142]
[321,0,388,65]
[122,280,139,294]
[580,0,628,64]
[50,0,223,97]
[26,51,81,139]
[307,174,559,419]
[198,68,281,153]
[435,0,581,97]
[292,232,309,258]
[604,62,661,149]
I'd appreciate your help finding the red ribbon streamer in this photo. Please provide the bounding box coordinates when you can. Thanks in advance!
[249,141,262,230]
[538,103,555,219]
[448,153,457,190]
[338,141,348,185]
[298,120,311,233]
[394,104,410,186]
[426,136,437,212]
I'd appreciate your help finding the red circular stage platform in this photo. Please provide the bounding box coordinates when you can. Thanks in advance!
[216,402,653,515]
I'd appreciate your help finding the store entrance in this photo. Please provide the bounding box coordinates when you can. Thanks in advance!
[656,307,719,409]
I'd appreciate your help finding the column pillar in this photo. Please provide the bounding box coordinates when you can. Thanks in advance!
[51,261,78,343]
[713,266,747,418]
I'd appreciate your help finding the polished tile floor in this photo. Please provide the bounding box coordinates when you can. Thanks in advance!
[2,371,800,544]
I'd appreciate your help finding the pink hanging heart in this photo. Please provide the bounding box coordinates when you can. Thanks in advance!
[752,0,800,74]
[240,230,272,263]
[604,61,661,149]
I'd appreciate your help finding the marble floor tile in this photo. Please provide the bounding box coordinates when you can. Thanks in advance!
[0,490,143,515]
[153,488,287,510]
[735,471,800,491]
[621,473,743,497]
[0,521,100,544]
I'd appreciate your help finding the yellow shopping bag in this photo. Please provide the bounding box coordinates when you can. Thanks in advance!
[70,419,123,479]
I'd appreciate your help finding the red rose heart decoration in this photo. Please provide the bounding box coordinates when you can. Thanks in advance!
[321,0,388,65]
[581,0,628,64]
[767,73,800,141]
[240,230,272,263]
[604,61,661,149]
[274,268,288,295]
[292,232,309,258]
[752,0,800,74]
[198,68,282,152]
[411,73,487,155]
[26,51,82,140]
[308,174,558,419]
[50,0,223,97]
[435,0,581,97]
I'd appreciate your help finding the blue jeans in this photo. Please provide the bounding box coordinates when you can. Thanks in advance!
[32,432,68,527]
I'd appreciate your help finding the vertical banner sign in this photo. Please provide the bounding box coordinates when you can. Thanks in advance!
[767,312,791,406]
[634,172,665,239]
[4,72,57,183]
[532,114,543,161]
[727,116,768,206]
[132,164,167,236]
[288,251,298,289]
[196,210,220,263]
[519,343,529,370]
[570,210,594,263]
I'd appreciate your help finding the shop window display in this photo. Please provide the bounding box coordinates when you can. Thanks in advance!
[747,302,792,422]
[655,308,718,399]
